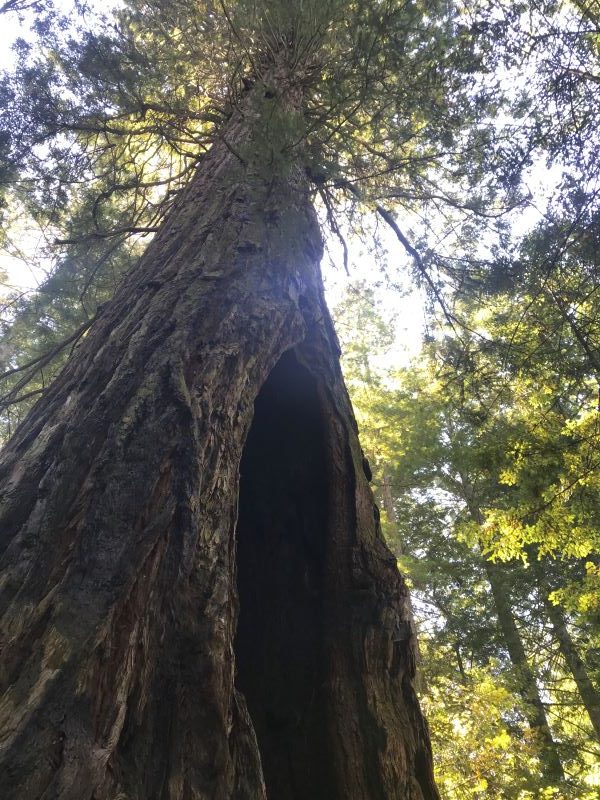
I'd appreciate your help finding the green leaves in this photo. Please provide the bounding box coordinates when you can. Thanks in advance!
[335,275,600,794]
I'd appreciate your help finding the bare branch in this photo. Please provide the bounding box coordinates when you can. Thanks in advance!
[341,181,460,332]
[0,316,95,410]
[318,187,349,275]
[55,227,159,245]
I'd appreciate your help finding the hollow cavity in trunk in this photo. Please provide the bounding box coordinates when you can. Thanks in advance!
[235,349,335,799]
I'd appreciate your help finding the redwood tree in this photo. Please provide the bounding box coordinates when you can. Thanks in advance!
[0,1,517,797]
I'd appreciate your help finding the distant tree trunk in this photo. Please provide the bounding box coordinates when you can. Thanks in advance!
[531,560,600,744]
[380,465,417,611]
[482,561,564,780]
[378,465,420,683]
[0,86,438,799]
[458,482,564,782]
[381,467,399,546]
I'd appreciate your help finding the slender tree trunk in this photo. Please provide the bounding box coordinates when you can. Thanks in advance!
[531,561,600,743]
[458,483,564,781]
[378,465,420,683]
[484,564,567,781]
[381,467,399,548]
[482,561,564,778]
[0,86,438,798]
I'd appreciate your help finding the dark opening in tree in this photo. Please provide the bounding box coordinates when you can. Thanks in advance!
[235,349,335,799]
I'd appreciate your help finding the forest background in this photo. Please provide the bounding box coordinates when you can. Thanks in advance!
[1,0,600,797]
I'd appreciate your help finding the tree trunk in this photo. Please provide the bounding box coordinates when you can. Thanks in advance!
[0,91,438,798]
[531,561,600,744]
[482,561,564,781]
[458,483,564,781]
[380,466,416,629]
[381,467,399,549]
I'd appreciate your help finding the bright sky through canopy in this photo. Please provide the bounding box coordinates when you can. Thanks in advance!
[0,0,566,367]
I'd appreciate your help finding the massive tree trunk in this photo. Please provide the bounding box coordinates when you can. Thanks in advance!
[0,85,438,799]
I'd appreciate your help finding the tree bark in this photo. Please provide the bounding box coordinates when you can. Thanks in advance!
[0,89,438,798]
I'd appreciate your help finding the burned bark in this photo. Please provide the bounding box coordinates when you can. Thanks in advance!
[0,86,438,799]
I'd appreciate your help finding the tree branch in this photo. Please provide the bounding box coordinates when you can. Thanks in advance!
[341,181,459,331]
[55,227,159,245]
[0,317,95,410]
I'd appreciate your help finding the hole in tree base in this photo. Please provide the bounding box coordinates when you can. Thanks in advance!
[235,349,336,800]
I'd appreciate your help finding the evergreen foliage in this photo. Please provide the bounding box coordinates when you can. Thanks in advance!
[0,0,531,435]
[333,276,600,795]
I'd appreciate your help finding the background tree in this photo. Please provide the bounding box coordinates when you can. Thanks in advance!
[333,284,600,797]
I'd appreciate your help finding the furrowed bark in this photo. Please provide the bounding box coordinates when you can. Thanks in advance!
[0,83,438,798]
